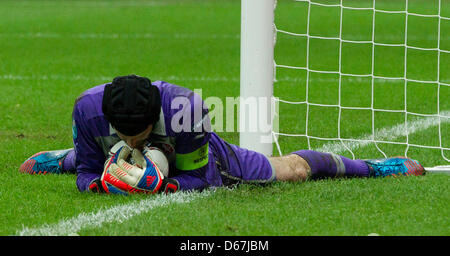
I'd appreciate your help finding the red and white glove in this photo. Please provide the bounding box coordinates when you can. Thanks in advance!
[100,145,164,195]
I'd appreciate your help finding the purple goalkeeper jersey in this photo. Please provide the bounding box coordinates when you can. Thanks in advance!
[73,81,217,191]
[72,80,276,192]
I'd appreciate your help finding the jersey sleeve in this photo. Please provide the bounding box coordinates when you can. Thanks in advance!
[171,167,209,191]
[72,100,106,192]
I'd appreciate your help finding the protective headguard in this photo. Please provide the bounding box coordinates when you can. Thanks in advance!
[102,75,161,136]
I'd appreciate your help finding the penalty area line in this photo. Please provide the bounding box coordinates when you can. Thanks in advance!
[16,190,212,236]
[316,110,450,155]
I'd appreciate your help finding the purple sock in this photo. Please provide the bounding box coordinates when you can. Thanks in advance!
[292,150,369,178]
[62,149,76,172]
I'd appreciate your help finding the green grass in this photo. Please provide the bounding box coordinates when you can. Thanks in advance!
[80,176,449,236]
[0,0,449,236]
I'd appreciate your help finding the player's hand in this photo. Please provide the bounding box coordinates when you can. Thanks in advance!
[100,145,164,195]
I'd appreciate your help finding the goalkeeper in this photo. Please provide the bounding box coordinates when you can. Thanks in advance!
[19,75,426,194]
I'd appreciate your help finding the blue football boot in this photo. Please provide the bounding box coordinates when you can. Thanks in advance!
[364,157,426,177]
[19,149,74,174]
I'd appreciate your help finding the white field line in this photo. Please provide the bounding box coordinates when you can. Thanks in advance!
[315,110,450,155]
[2,73,450,85]
[17,190,211,236]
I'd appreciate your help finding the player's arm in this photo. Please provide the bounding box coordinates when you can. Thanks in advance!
[170,131,210,191]
[72,101,107,192]
[169,91,212,191]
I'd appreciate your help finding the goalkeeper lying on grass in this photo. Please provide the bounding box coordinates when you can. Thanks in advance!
[19,75,426,195]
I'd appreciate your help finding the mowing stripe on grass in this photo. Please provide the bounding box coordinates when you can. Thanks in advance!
[0,74,240,83]
[0,32,240,40]
[0,32,448,41]
[17,190,211,236]
[1,1,170,7]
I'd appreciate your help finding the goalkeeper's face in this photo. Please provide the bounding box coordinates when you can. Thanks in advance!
[116,124,153,150]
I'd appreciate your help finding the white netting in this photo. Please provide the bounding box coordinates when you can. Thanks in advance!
[272,0,450,165]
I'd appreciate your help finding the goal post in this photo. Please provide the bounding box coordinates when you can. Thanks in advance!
[239,0,276,156]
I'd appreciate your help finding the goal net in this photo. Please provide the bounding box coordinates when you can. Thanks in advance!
[241,0,450,170]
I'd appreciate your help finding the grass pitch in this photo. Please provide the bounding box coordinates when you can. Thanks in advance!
[0,0,449,236]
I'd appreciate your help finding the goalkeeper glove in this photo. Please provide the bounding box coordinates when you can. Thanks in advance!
[100,145,164,195]
[159,178,179,194]
[89,175,179,194]
[88,178,105,193]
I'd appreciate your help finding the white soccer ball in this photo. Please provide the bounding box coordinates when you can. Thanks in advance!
[143,146,170,177]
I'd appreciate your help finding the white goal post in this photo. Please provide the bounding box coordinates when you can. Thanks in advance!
[239,0,276,156]
[239,0,450,172]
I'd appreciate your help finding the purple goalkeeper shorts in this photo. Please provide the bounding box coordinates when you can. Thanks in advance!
[208,132,276,187]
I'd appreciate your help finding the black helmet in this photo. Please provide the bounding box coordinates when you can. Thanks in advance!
[102,75,161,136]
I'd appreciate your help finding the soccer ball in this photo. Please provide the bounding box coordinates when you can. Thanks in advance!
[143,146,169,177]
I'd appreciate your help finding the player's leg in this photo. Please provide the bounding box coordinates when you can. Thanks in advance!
[209,133,276,186]
[209,133,425,186]
[273,150,425,181]
[19,148,76,174]
[289,150,371,179]
[268,154,310,182]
